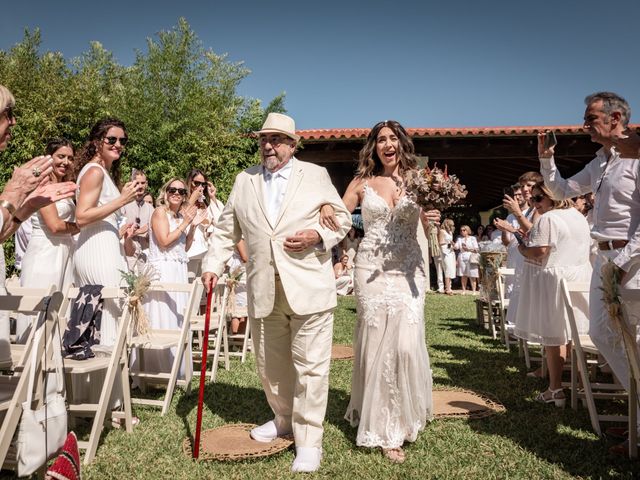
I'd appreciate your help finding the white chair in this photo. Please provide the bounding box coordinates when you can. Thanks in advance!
[58,286,134,465]
[0,287,63,471]
[560,279,627,436]
[191,282,229,382]
[129,281,202,415]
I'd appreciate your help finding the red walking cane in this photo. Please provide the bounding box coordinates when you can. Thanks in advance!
[193,286,214,459]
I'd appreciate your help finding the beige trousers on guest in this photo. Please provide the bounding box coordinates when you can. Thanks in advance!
[250,277,334,449]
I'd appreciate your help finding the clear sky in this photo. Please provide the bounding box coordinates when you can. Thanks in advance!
[2,0,640,130]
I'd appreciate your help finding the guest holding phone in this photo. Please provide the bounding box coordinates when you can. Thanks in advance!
[121,169,154,272]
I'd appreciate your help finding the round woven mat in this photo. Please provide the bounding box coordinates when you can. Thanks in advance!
[433,389,505,419]
[182,423,293,461]
[331,344,354,360]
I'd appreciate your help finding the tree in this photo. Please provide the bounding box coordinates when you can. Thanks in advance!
[0,19,286,275]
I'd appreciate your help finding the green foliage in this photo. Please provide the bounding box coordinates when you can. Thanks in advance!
[0,19,285,275]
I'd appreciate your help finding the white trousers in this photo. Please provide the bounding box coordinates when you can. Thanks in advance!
[251,276,334,448]
[589,249,640,425]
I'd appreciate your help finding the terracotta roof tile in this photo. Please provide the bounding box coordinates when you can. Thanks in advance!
[297,124,639,141]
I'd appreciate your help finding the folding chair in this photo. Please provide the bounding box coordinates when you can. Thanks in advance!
[227,317,252,363]
[191,282,229,382]
[560,279,627,436]
[129,281,201,415]
[58,286,134,465]
[0,287,63,471]
[618,288,640,459]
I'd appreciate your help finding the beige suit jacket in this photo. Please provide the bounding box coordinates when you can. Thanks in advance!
[202,158,352,318]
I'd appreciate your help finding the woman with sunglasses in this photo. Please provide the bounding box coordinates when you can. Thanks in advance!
[184,169,225,276]
[515,182,592,407]
[74,118,141,347]
[136,178,203,380]
[16,138,80,342]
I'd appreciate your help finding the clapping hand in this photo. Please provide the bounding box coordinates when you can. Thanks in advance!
[191,208,208,227]
[182,204,198,224]
[493,217,515,233]
[25,181,77,211]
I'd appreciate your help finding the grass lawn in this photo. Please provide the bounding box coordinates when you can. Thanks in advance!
[79,294,639,479]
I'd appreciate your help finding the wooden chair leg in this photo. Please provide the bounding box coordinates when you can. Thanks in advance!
[629,373,638,459]
[571,348,578,410]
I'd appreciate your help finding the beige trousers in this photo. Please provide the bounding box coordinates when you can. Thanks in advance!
[250,277,334,448]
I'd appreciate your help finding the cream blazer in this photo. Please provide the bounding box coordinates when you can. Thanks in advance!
[202,158,352,318]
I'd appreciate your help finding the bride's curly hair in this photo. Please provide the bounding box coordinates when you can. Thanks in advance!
[74,118,126,187]
[356,120,417,178]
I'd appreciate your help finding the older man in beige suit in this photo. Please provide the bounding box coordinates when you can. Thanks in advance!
[202,113,351,472]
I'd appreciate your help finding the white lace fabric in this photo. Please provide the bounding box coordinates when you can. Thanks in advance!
[345,184,433,449]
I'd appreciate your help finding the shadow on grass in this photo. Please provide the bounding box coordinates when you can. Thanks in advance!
[174,379,355,444]
[431,319,640,478]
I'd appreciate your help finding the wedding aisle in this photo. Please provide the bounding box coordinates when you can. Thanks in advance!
[75,295,638,480]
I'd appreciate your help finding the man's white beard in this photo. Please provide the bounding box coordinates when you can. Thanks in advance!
[263,156,281,171]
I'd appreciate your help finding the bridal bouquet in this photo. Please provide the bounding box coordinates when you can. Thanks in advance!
[404,163,468,255]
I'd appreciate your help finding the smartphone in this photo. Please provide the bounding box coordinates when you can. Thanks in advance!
[513,232,525,246]
[503,186,513,197]
[543,130,557,150]
[131,168,138,183]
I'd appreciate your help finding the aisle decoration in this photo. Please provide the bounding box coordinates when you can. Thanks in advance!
[478,242,506,302]
[404,162,467,256]
[119,265,158,336]
[225,267,244,314]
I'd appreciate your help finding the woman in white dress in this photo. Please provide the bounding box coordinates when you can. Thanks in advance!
[454,225,479,293]
[438,218,457,295]
[185,169,225,277]
[515,182,592,406]
[16,138,80,342]
[333,253,354,296]
[321,120,440,464]
[74,118,140,347]
[139,178,202,378]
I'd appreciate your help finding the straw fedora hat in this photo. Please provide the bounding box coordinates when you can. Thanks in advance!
[254,113,300,142]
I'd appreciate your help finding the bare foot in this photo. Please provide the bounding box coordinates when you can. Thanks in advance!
[382,447,405,464]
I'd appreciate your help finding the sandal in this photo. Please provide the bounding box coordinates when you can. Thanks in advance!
[382,447,406,464]
[535,388,565,408]
[111,416,140,429]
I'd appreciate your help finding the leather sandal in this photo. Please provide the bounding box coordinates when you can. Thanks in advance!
[535,388,565,408]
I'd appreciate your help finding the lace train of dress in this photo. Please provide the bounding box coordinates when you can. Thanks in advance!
[345,185,432,449]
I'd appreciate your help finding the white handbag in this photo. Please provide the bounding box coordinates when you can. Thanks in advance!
[16,313,67,477]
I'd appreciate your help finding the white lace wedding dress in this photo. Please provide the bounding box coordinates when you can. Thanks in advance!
[345,184,433,449]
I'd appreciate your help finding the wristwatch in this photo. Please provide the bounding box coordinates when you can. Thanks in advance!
[0,199,17,216]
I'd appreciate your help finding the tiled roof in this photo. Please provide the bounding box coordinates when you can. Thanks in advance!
[296,125,635,141]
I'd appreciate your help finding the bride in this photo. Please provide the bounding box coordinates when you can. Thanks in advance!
[321,120,440,463]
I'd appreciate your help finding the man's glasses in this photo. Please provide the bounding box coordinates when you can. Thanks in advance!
[531,194,546,203]
[167,187,187,196]
[192,180,207,188]
[104,136,128,146]
[1,107,14,121]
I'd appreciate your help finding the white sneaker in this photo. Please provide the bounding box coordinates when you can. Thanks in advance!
[291,447,322,473]
[250,419,292,443]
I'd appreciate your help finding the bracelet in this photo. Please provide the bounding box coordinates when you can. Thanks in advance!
[11,215,24,225]
[0,200,17,217]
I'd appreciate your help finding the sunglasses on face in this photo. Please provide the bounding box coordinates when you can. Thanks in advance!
[167,187,187,196]
[2,107,14,121]
[104,136,128,146]
[192,180,207,188]
[531,194,546,203]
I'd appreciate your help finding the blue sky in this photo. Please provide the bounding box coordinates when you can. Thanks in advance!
[2,0,640,130]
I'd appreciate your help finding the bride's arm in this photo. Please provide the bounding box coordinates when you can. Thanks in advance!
[319,177,363,232]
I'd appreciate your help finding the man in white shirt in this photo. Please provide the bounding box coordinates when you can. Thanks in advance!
[121,171,154,271]
[201,113,351,472]
[538,92,640,451]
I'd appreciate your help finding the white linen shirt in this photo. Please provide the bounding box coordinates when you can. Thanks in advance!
[263,159,293,225]
[539,148,640,271]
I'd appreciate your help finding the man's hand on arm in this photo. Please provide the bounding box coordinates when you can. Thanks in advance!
[284,230,321,253]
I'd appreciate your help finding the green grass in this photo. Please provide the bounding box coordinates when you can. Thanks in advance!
[79,295,638,479]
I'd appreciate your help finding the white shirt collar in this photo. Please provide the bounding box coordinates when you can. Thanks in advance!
[263,157,294,180]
